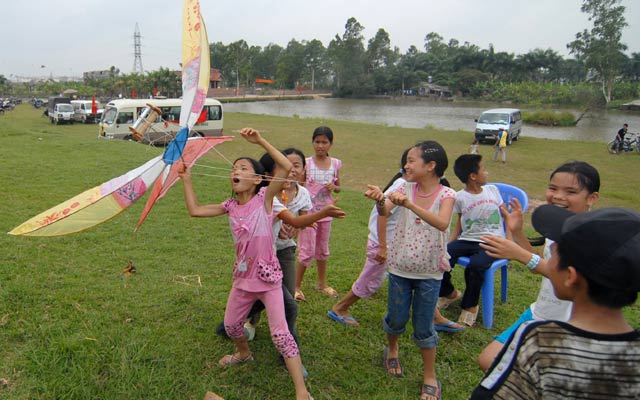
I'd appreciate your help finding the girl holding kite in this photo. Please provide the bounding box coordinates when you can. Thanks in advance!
[179,128,313,400]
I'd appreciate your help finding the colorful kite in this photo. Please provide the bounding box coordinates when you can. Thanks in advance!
[8,0,232,237]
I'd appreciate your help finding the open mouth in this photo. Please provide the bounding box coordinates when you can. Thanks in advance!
[232,178,240,183]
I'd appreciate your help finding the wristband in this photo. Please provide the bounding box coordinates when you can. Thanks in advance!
[525,253,541,270]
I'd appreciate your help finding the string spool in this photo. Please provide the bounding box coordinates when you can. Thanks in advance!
[129,103,162,142]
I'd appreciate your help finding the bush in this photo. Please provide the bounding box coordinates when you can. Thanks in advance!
[522,110,577,126]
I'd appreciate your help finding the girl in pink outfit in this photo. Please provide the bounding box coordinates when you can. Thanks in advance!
[179,128,312,400]
[295,126,342,301]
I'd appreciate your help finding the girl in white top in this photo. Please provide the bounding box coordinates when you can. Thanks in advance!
[329,148,409,326]
[476,161,600,372]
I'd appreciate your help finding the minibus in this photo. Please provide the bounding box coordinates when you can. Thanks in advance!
[99,98,223,145]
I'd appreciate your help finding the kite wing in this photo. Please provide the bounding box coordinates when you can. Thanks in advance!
[135,136,233,230]
[9,156,166,236]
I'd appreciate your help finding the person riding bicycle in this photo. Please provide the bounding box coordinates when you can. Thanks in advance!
[615,123,629,153]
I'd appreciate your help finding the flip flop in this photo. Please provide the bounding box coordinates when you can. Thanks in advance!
[218,352,255,367]
[327,310,360,327]
[315,286,339,298]
[434,320,465,333]
[421,380,442,400]
[436,289,462,309]
[294,289,306,302]
[383,347,404,377]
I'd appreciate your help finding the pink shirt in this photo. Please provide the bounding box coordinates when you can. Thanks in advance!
[305,156,342,222]
[222,187,281,292]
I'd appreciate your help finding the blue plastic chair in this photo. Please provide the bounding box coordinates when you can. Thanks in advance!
[454,182,529,328]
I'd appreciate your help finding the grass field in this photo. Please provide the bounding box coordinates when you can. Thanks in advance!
[1,104,639,400]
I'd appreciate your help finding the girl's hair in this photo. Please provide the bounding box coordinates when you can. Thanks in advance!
[382,148,410,192]
[413,140,450,187]
[233,157,267,195]
[550,161,600,193]
[312,126,334,143]
[259,148,306,177]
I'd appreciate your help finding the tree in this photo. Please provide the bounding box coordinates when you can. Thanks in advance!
[567,0,628,103]
[302,39,327,90]
[328,17,371,97]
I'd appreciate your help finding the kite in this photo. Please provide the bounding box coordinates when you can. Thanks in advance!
[9,0,232,237]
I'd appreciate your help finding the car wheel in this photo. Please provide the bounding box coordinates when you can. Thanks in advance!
[507,133,513,145]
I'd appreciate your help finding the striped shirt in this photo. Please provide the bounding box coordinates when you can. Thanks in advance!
[471,320,640,399]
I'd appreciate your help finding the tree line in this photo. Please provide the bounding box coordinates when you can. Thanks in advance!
[1,0,638,107]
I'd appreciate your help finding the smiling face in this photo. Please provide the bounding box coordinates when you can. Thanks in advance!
[230,159,261,194]
[312,134,332,158]
[403,147,434,182]
[286,153,305,187]
[546,172,599,213]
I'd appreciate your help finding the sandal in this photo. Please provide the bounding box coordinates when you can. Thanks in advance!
[420,380,442,400]
[294,289,306,302]
[383,347,404,377]
[218,352,254,367]
[436,289,462,310]
[458,308,479,328]
[315,285,339,298]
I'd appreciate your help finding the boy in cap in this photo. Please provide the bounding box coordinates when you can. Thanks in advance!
[470,206,640,399]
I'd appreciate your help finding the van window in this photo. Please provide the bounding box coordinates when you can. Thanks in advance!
[103,107,117,124]
[116,111,134,124]
[58,104,73,112]
[205,105,222,121]
[479,113,509,125]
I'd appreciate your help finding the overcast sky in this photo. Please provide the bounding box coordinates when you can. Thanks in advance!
[2,0,639,79]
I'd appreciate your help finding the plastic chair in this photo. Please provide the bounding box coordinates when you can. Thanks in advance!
[454,182,529,328]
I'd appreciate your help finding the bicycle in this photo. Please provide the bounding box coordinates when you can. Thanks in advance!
[607,133,640,154]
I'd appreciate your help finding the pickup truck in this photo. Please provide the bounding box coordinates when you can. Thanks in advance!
[49,103,75,124]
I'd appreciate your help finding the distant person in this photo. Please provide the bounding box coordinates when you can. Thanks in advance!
[492,129,507,163]
[614,123,628,153]
[470,139,479,155]
[470,206,640,399]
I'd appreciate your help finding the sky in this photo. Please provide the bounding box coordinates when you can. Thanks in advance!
[2,0,639,80]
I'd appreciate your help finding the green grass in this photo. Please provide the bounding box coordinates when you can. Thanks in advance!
[1,105,639,400]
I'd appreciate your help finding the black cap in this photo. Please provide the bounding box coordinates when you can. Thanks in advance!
[532,205,640,292]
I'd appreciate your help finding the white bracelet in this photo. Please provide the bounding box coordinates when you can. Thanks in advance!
[526,253,541,270]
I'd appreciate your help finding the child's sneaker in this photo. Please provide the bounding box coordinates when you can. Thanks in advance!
[243,322,256,341]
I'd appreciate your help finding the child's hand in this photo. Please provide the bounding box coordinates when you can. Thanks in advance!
[322,203,346,219]
[324,182,338,192]
[239,127,262,144]
[500,199,524,233]
[364,185,384,201]
[388,192,409,207]
[479,235,530,264]
[279,223,297,240]
[374,246,387,263]
[178,163,190,179]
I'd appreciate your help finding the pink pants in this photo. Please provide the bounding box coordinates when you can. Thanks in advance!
[297,220,332,267]
[224,286,299,358]
[351,240,387,298]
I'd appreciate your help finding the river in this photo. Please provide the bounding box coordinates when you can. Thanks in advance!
[224,98,640,143]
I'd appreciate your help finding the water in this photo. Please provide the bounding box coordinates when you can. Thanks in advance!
[225,98,640,143]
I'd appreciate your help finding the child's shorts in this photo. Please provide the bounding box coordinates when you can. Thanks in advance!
[495,307,534,343]
[297,220,332,266]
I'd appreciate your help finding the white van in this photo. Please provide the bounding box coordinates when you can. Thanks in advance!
[474,108,522,145]
[98,98,223,145]
[71,100,103,123]
[49,103,75,125]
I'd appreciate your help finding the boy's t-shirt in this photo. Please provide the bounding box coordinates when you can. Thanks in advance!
[454,185,504,241]
[471,320,640,399]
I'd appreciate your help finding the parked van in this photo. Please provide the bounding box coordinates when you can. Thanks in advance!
[98,98,224,145]
[71,100,103,123]
[474,108,522,145]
